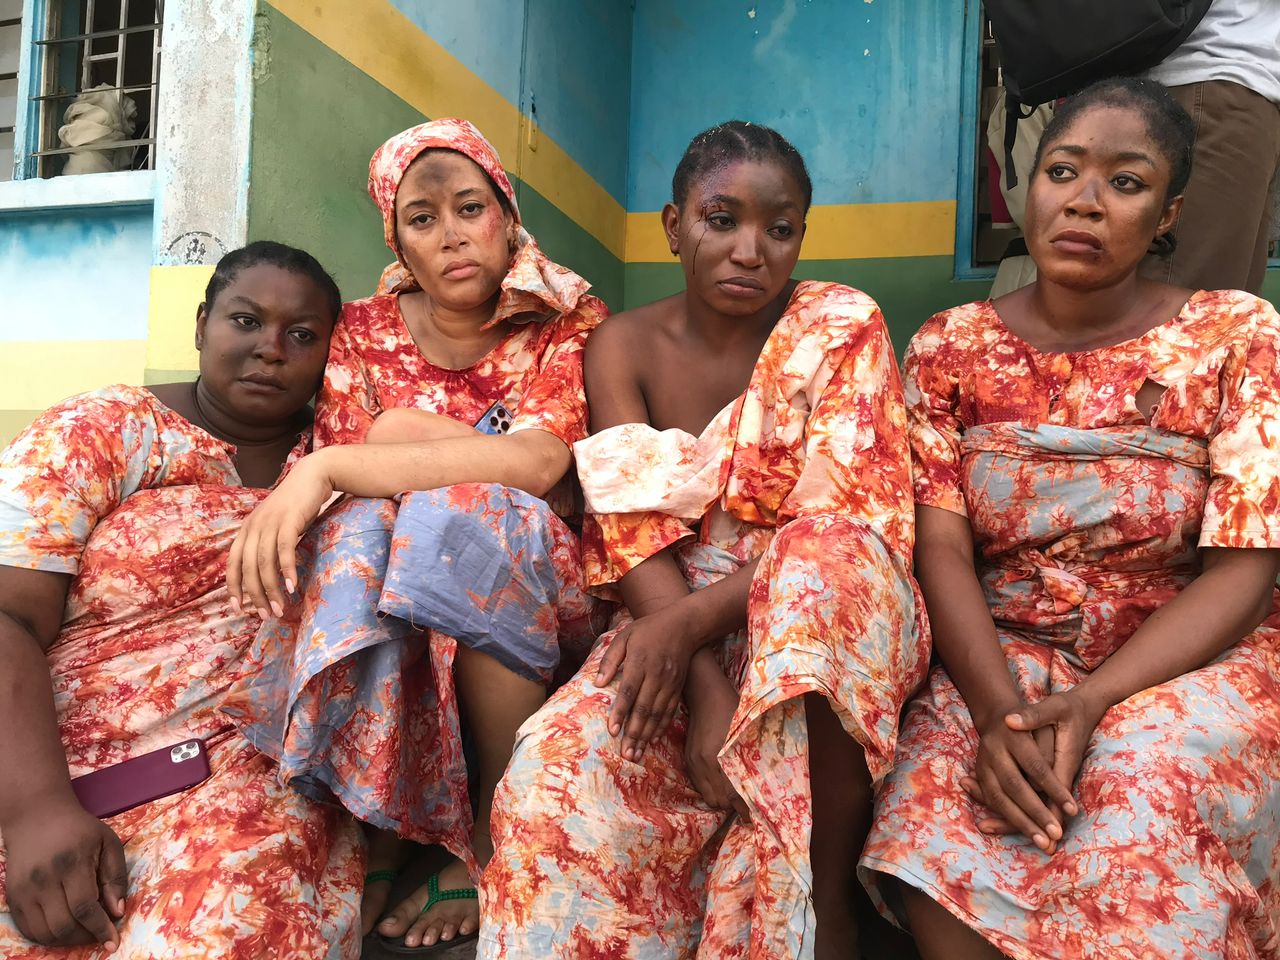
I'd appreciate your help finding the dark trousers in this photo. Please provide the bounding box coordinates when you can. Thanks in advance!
[1141,79,1280,294]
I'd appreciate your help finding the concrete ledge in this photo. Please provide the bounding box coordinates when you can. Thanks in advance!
[0,170,156,212]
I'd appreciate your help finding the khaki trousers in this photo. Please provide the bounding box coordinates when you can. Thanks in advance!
[1142,79,1280,294]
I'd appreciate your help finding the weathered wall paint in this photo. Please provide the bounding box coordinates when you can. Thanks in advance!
[0,207,152,424]
[146,0,256,383]
[263,0,629,265]
[384,0,632,206]
[247,3,419,301]
[1,0,255,442]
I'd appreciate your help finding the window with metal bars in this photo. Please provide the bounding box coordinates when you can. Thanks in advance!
[30,0,162,178]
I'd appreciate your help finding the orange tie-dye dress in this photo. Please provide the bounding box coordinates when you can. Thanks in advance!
[863,289,1280,960]
[481,281,930,958]
[0,385,363,960]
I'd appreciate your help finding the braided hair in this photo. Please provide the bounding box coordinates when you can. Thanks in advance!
[672,120,813,214]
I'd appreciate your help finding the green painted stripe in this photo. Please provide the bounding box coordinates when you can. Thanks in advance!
[1262,271,1280,310]
[623,257,992,351]
[515,187,623,309]
[248,3,623,309]
[248,3,421,301]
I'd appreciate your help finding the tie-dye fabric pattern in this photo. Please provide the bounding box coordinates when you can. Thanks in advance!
[0,385,363,960]
[862,290,1280,960]
[231,187,607,871]
[225,484,598,871]
[481,281,929,958]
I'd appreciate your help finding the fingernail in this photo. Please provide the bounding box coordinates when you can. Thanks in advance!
[229,596,241,614]
[270,600,284,618]
[1034,833,1048,848]
[285,578,295,594]
[1066,801,1079,815]
[256,607,270,620]
[1047,822,1062,840]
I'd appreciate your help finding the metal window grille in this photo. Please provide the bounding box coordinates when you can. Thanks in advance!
[0,0,21,181]
[32,0,162,177]
[971,12,1008,269]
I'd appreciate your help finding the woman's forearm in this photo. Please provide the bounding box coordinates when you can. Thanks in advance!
[0,616,76,828]
[919,550,1023,727]
[620,551,760,653]
[617,550,693,620]
[316,428,571,500]
[1073,547,1280,717]
[915,506,1023,729]
[678,557,761,650]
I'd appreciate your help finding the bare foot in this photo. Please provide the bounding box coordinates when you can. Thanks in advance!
[375,855,478,949]
[362,827,408,937]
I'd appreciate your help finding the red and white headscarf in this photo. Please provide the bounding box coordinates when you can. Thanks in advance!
[367,118,589,326]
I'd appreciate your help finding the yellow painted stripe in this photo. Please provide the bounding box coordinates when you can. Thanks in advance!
[0,342,147,410]
[625,200,958,263]
[266,0,627,261]
[147,265,212,373]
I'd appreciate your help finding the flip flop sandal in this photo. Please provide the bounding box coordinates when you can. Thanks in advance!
[363,869,400,936]
[377,872,480,955]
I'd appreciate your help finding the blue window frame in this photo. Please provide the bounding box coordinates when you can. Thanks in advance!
[953,0,994,282]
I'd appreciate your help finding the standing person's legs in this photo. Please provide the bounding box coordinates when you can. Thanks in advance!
[1141,80,1280,294]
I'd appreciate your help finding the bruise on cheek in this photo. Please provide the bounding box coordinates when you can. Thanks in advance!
[479,204,506,244]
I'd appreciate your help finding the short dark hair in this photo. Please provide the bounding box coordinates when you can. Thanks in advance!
[1034,77,1195,200]
[203,241,342,320]
[671,120,813,214]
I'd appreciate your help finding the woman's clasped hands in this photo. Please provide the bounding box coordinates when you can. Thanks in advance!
[961,689,1107,854]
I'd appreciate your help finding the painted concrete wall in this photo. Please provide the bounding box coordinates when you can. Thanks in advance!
[247,0,633,309]
[0,204,152,440]
[146,0,257,384]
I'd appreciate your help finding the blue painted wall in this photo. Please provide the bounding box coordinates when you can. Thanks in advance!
[627,0,966,211]
[0,206,152,340]
[386,0,632,205]
[522,0,632,205]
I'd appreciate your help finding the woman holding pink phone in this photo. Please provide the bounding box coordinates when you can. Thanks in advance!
[0,242,363,958]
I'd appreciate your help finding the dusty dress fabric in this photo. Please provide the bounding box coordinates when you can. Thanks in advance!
[0,386,363,960]
[862,290,1280,960]
[226,120,609,872]
[480,281,930,959]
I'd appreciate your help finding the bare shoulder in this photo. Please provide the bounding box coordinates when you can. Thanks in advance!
[584,293,683,373]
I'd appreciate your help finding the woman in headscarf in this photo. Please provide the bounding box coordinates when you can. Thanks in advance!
[223,119,607,953]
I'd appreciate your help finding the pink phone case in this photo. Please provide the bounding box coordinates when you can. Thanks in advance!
[69,739,211,819]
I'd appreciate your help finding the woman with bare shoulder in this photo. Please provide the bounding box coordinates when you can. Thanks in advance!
[481,122,929,960]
